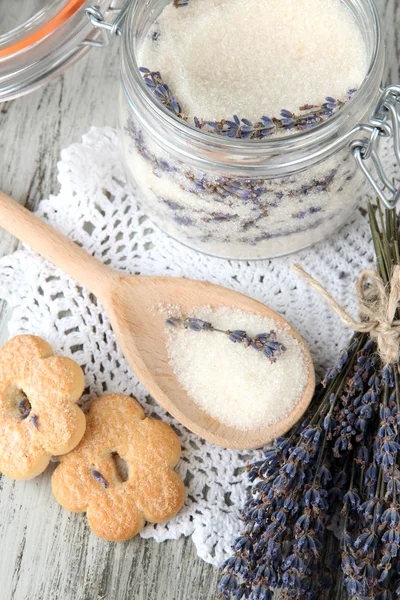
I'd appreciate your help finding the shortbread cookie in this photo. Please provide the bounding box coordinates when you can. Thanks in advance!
[0,335,86,480]
[52,394,185,542]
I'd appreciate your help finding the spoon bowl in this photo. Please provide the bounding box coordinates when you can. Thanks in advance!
[0,191,315,449]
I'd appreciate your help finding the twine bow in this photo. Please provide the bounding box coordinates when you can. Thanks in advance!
[292,263,400,365]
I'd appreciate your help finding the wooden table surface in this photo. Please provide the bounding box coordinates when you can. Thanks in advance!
[0,2,398,599]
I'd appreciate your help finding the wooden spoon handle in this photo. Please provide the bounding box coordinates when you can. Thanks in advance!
[0,190,113,299]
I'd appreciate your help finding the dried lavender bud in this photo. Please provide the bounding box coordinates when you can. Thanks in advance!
[166,317,214,331]
[382,365,394,386]
[184,318,213,331]
[165,317,180,327]
[280,108,294,127]
[227,330,252,344]
[252,332,287,362]
[30,414,38,430]
[139,68,183,117]
[167,317,287,362]
[173,0,189,6]
[92,470,108,489]
[18,397,31,420]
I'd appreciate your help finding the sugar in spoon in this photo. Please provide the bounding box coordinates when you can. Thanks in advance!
[0,191,315,449]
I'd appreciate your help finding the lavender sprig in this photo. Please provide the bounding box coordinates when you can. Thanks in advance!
[30,414,39,430]
[200,100,345,139]
[166,317,286,362]
[340,371,400,600]
[140,68,353,138]
[201,114,276,140]
[18,396,38,429]
[92,470,108,489]
[139,68,184,119]
[18,397,31,420]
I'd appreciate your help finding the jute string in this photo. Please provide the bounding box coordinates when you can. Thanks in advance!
[292,264,400,365]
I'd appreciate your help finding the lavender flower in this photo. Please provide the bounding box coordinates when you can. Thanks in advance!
[92,470,108,489]
[139,68,183,118]
[251,332,287,361]
[30,414,39,430]
[322,96,341,116]
[280,109,295,128]
[173,215,193,226]
[167,317,213,331]
[18,397,31,419]
[166,317,286,362]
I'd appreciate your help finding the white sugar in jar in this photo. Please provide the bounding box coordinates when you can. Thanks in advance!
[117,0,397,259]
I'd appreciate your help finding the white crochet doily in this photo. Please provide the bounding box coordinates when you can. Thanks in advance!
[0,126,388,566]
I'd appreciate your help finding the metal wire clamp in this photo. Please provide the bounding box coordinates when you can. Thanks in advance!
[351,85,400,210]
[84,2,130,47]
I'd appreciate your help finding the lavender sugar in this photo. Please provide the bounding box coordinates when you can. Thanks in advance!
[139,0,367,124]
[165,307,309,430]
[121,0,370,258]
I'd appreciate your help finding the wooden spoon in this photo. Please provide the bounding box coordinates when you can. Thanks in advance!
[0,191,315,449]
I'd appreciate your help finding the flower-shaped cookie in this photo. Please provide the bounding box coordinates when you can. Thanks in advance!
[0,335,86,480]
[52,394,185,541]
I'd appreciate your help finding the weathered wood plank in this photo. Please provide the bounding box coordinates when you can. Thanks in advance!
[0,37,220,600]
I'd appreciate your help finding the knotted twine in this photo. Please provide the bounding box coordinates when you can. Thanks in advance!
[292,264,400,365]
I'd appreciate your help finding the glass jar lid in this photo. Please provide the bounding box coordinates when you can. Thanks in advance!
[0,0,121,102]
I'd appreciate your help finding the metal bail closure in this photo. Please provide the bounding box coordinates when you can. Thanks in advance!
[351,84,400,210]
[84,2,130,47]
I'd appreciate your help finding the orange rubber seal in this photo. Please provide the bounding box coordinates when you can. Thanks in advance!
[0,0,87,59]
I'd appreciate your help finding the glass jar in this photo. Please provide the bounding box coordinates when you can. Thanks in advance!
[117,0,389,259]
[0,0,125,101]
[1,0,399,260]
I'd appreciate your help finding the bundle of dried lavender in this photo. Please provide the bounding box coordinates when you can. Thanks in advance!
[218,203,400,600]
